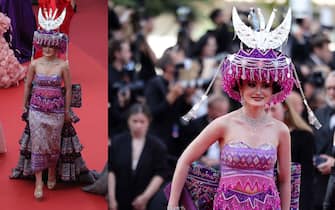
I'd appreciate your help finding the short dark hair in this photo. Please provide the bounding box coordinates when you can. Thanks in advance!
[157,47,174,71]
[309,32,330,50]
[209,8,222,23]
[127,103,152,121]
[108,39,127,63]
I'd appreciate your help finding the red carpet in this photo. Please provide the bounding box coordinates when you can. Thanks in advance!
[0,1,108,210]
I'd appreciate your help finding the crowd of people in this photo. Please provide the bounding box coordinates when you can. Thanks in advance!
[109,3,335,210]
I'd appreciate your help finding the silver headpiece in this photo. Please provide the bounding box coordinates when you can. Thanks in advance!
[32,8,69,60]
[38,8,66,31]
[232,7,291,51]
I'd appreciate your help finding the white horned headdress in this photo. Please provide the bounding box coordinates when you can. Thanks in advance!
[232,7,291,50]
[32,7,68,58]
[183,7,321,129]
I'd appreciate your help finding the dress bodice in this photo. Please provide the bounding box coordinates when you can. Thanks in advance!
[33,74,62,87]
[30,74,64,113]
[221,141,277,177]
[214,141,281,210]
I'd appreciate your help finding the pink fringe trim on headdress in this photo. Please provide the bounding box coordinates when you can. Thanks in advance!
[222,48,295,104]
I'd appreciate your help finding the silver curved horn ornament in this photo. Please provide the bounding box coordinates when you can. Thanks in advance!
[232,7,291,50]
[38,8,66,31]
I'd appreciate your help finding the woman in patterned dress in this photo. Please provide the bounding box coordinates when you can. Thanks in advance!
[167,7,298,210]
[23,45,71,200]
[22,8,71,199]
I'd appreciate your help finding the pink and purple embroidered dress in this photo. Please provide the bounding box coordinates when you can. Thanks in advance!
[29,73,64,172]
[213,142,281,210]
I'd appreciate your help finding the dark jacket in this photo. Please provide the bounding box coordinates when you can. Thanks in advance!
[313,105,335,209]
[290,129,315,210]
[144,76,191,156]
[108,132,168,210]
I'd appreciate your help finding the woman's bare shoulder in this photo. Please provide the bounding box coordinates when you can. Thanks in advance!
[211,109,240,126]
[59,60,69,71]
[31,57,43,66]
[269,117,290,138]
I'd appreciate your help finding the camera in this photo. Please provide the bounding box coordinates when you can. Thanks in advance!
[178,78,211,89]
[313,155,327,166]
[112,80,144,96]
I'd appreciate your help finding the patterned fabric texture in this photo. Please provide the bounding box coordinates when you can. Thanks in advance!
[10,110,95,184]
[165,160,301,210]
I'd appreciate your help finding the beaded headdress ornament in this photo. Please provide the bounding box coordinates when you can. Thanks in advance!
[183,7,321,129]
[32,8,68,60]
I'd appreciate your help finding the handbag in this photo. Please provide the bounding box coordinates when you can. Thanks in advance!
[70,84,82,108]
[164,162,301,210]
[62,84,82,108]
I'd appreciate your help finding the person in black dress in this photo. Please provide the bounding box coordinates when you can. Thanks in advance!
[108,103,169,210]
[270,94,315,210]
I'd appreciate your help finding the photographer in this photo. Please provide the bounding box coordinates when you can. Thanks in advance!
[131,12,157,83]
[313,72,335,210]
[144,47,195,175]
[209,8,234,54]
[109,39,143,137]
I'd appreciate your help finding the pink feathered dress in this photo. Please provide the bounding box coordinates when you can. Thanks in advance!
[0,12,25,88]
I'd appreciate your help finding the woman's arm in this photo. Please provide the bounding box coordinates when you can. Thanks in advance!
[62,62,72,121]
[132,175,164,210]
[277,123,291,210]
[108,172,118,210]
[23,62,36,110]
[168,118,224,207]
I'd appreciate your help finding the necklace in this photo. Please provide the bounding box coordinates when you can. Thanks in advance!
[40,59,59,66]
[239,110,268,134]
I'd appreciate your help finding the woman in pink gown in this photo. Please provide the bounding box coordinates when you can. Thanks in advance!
[166,7,319,210]
[0,12,25,88]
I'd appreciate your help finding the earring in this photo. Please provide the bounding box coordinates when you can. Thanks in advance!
[240,96,245,106]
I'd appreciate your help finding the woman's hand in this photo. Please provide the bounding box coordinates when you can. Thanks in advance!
[132,194,149,210]
[317,154,335,175]
[109,198,118,210]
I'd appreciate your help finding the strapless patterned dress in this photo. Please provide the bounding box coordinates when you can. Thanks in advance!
[29,74,64,172]
[213,142,281,210]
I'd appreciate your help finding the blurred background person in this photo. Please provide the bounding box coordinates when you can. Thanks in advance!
[145,47,195,175]
[305,32,333,76]
[0,12,26,88]
[131,12,157,83]
[0,0,36,63]
[289,14,312,66]
[313,72,335,210]
[108,39,144,138]
[209,8,234,55]
[108,103,168,210]
[181,94,230,169]
[269,93,315,210]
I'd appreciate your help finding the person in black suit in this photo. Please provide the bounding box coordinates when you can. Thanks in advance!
[304,32,333,77]
[209,8,234,54]
[144,48,194,163]
[313,72,335,210]
[108,103,168,210]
